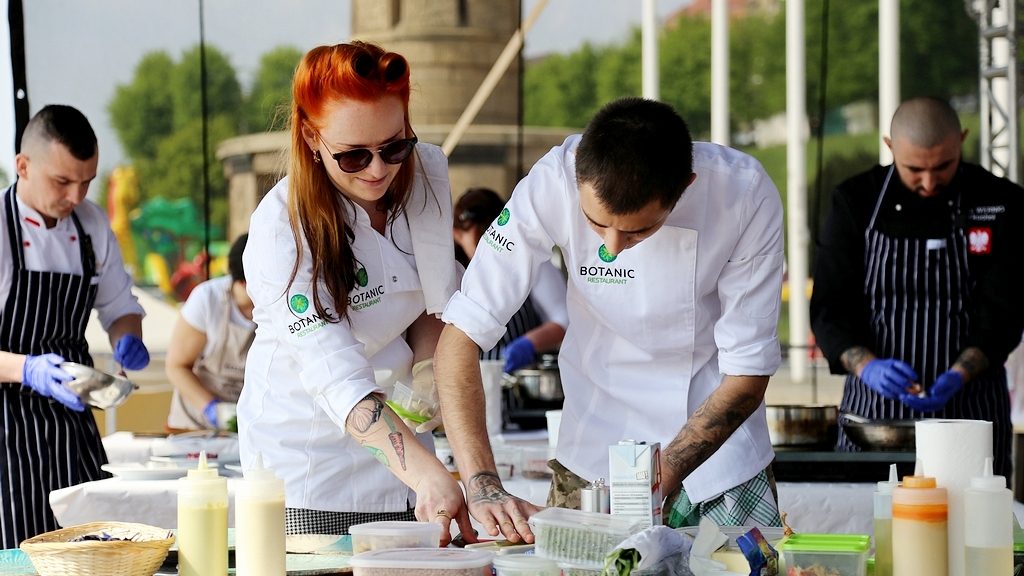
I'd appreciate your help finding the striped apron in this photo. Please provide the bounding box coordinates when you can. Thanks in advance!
[0,188,108,548]
[837,167,1012,477]
[480,296,542,361]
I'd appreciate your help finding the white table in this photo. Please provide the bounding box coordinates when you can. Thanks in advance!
[102,431,240,465]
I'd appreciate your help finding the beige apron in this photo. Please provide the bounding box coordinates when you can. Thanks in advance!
[167,284,255,429]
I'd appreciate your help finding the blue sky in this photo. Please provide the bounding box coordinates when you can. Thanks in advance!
[0,0,691,183]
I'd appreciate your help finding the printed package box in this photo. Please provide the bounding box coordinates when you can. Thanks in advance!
[608,440,662,528]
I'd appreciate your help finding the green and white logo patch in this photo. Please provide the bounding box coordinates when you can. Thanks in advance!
[289,294,310,314]
[497,207,510,226]
[356,266,369,288]
[598,245,617,263]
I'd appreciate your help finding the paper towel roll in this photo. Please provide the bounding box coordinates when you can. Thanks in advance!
[916,419,993,576]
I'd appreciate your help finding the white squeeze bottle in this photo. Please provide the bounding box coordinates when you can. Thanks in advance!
[964,457,1013,574]
[177,451,228,576]
[235,453,286,576]
[873,463,898,576]
[892,459,947,576]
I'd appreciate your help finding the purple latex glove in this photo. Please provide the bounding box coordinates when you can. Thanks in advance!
[113,334,150,371]
[22,353,85,412]
[859,358,919,400]
[502,336,536,373]
[900,370,963,412]
[203,399,220,429]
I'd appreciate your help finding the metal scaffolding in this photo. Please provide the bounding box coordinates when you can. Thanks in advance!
[966,0,1019,183]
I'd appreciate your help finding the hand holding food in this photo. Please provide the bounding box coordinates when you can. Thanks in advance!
[859,358,918,400]
[899,370,963,412]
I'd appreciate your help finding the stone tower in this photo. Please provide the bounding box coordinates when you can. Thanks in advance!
[351,0,520,127]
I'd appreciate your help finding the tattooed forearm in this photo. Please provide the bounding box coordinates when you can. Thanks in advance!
[381,412,407,471]
[468,472,511,505]
[663,376,767,482]
[347,393,385,434]
[840,346,875,375]
[954,347,989,381]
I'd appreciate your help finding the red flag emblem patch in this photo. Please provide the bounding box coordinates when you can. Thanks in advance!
[968,227,992,254]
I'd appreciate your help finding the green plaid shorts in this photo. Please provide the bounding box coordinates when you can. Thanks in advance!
[663,466,781,528]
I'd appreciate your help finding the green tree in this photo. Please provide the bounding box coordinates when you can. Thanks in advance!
[171,45,244,132]
[245,46,302,133]
[108,51,176,159]
[660,18,713,137]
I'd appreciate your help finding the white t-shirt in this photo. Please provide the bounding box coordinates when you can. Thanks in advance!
[180,275,256,359]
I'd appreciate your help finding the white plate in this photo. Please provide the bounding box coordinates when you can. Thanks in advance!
[101,462,192,481]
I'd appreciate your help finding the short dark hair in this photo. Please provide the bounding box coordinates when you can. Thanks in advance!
[228,233,248,282]
[23,104,97,161]
[453,187,505,231]
[575,97,693,214]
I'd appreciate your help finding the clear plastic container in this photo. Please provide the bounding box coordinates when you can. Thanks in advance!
[528,507,644,568]
[387,381,438,424]
[492,555,560,576]
[350,547,493,575]
[492,443,522,481]
[349,521,442,554]
[778,533,870,576]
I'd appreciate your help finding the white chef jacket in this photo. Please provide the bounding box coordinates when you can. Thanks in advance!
[240,144,458,513]
[528,260,569,328]
[0,187,144,330]
[442,135,784,502]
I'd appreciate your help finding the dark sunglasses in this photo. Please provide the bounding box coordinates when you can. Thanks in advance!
[316,132,418,173]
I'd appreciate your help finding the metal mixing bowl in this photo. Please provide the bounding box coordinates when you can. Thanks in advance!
[60,362,138,409]
[840,413,916,451]
[765,404,839,447]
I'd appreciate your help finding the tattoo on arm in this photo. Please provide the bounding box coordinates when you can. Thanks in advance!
[955,347,989,381]
[841,346,874,375]
[468,472,511,505]
[664,386,763,481]
[347,394,385,434]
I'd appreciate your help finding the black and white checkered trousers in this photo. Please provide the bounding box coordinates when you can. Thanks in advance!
[285,507,417,535]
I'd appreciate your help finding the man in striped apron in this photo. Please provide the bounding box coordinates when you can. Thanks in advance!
[0,105,150,547]
[811,97,1024,477]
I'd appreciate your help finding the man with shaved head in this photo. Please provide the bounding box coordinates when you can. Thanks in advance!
[811,96,1023,476]
[0,105,150,546]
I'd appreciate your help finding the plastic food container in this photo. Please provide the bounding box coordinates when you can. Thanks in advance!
[528,507,644,568]
[350,547,493,575]
[387,381,438,424]
[492,555,560,576]
[348,521,442,553]
[491,443,522,480]
[778,533,870,576]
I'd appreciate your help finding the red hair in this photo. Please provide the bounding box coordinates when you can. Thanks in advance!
[287,41,417,322]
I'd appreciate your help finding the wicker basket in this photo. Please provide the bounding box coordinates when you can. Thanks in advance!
[20,521,174,576]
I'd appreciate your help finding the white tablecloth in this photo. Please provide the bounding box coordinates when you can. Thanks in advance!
[103,431,240,465]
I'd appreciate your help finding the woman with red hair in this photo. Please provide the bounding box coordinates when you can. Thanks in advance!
[239,42,470,543]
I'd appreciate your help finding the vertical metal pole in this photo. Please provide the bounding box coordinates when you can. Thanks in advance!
[711,0,729,145]
[970,0,1019,183]
[878,0,900,164]
[642,0,659,100]
[787,0,809,383]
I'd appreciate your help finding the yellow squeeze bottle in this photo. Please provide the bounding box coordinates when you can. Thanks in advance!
[892,459,947,576]
[873,463,898,576]
[235,453,286,576]
[177,451,228,576]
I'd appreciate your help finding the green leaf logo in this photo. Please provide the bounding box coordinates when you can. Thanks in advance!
[289,294,310,314]
[497,208,510,226]
[598,245,617,263]
[356,267,369,287]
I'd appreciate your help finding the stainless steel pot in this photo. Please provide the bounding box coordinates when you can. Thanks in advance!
[61,362,138,409]
[765,404,839,447]
[840,413,916,451]
[502,354,563,402]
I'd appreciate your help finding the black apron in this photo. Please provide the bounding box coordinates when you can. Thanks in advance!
[480,296,542,361]
[0,188,108,548]
[837,167,1012,477]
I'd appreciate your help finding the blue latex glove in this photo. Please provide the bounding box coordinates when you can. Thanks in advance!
[203,399,220,429]
[858,358,919,400]
[900,370,964,412]
[502,336,536,373]
[22,353,85,412]
[113,334,150,371]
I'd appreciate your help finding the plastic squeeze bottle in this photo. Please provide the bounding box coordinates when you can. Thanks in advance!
[892,459,947,576]
[235,453,286,576]
[964,456,1013,574]
[873,463,898,576]
[177,451,228,576]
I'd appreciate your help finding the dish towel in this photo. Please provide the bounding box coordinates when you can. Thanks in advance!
[407,143,459,317]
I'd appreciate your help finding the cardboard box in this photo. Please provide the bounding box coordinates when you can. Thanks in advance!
[608,440,662,528]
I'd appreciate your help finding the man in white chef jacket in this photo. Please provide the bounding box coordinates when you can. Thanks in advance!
[435,97,784,542]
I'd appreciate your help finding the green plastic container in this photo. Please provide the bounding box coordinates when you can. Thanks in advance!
[778,533,871,576]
